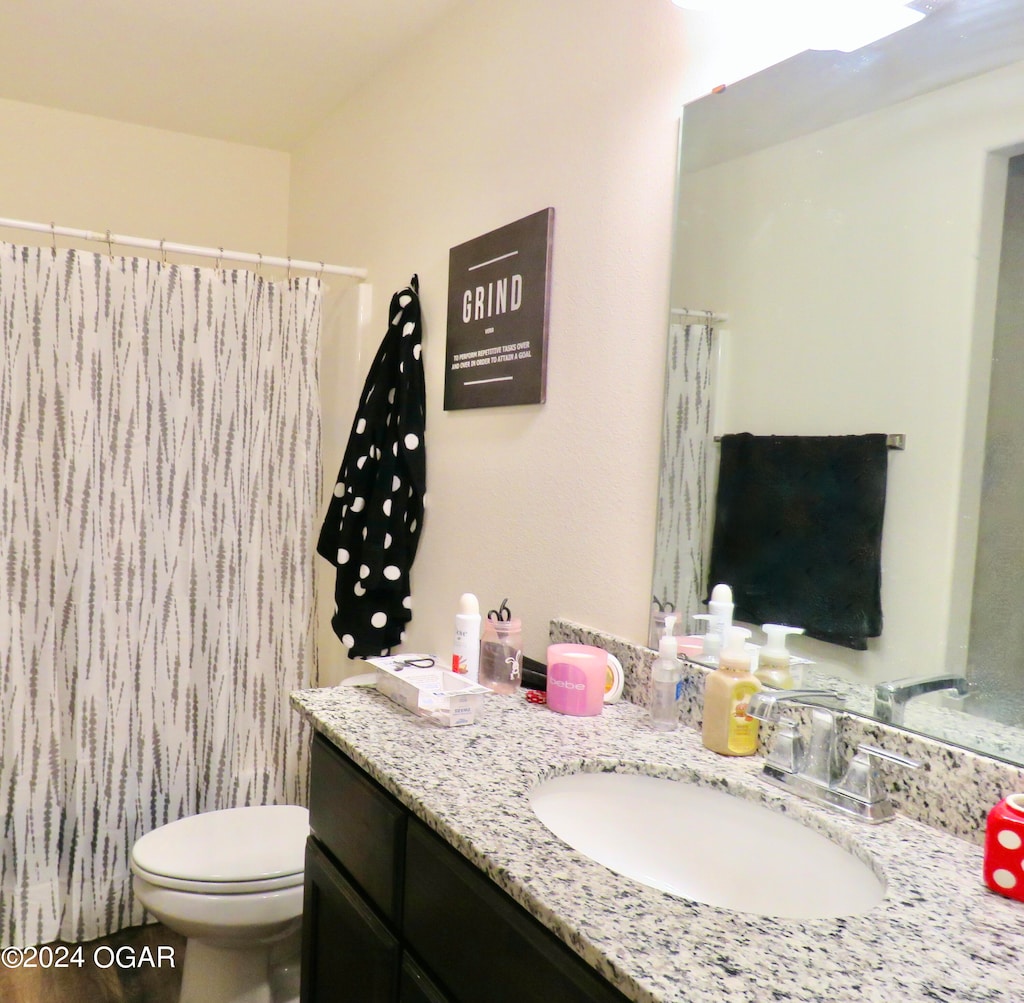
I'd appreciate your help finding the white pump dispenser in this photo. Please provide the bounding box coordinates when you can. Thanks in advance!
[649,635,683,731]
[691,613,720,663]
[755,624,805,690]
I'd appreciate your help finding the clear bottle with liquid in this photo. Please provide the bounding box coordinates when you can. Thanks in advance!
[479,616,523,694]
[650,635,682,731]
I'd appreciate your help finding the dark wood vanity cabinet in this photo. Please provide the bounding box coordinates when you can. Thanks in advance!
[302,733,631,1003]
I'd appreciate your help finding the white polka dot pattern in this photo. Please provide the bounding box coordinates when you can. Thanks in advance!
[317,276,426,657]
[984,795,1024,902]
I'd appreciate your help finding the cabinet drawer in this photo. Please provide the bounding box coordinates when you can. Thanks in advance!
[403,819,631,1003]
[309,733,407,924]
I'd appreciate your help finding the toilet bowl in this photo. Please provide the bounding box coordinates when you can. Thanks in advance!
[131,804,309,1003]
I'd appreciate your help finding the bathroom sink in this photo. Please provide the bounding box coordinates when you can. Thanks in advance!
[529,772,885,919]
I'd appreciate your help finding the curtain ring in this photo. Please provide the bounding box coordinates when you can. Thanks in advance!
[216,247,223,271]
[105,229,113,259]
[257,252,263,276]
[287,256,292,282]
[159,238,167,265]
[318,261,325,282]
[50,222,57,258]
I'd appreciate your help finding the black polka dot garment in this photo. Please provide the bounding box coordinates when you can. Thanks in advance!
[317,276,426,657]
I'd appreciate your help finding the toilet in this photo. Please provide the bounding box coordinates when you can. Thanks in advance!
[131,804,310,1003]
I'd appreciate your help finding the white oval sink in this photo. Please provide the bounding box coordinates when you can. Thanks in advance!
[530,772,885,919]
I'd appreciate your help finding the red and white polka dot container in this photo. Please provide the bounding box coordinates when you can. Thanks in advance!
[984,793,1024,901]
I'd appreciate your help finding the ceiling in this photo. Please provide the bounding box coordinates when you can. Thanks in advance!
[0,0,463,151]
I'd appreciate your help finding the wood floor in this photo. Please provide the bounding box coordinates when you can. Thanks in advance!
[0,924,185,1003]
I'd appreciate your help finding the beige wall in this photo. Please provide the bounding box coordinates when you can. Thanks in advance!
[0,98,290,254]
[289,0,719,680]
[288,0,810,682]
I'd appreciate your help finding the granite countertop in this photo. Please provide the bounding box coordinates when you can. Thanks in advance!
[291,683,1024,1003]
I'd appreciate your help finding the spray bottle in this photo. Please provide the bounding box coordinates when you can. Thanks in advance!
[451,593,482,683]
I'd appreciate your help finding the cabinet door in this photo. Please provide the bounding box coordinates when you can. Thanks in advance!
[403,820,631,1003]
[301,837,401,1003]
[399,955,452,1003]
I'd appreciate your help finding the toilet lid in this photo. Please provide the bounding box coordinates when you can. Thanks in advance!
[132,805,309,887]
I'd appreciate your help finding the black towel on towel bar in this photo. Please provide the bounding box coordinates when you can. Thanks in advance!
[706,433,889,650]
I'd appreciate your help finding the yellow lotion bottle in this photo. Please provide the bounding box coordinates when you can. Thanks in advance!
[701,627,761,756]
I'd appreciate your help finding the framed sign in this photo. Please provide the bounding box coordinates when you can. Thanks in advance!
[444,208,553,410]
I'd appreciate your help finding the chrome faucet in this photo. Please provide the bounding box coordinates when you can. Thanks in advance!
[873,674,970,725]
[746,689,845,784]
[747,689,919,823]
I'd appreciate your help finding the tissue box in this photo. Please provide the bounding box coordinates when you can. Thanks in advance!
[369,656,488,727]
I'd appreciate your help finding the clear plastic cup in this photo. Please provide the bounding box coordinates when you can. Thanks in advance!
[479,617,523,694]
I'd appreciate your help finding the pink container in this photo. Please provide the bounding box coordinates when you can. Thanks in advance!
[546,643,607,717]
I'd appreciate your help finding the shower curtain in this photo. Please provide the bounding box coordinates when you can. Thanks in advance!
[651,320,716,628]
[0,241,321,949]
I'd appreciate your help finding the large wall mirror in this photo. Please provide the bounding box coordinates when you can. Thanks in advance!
[655,0,1024,764]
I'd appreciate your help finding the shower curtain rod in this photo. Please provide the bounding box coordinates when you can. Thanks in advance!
[0,215,368,280]
[672,306,728,323]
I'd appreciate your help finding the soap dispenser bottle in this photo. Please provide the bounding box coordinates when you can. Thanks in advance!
[702,627,761,756]
[690,613,721,664]
[755,624,805,689]
[650,635,682,731]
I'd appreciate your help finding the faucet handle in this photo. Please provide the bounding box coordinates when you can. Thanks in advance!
[837,743,920,809]
[766,717,804,773]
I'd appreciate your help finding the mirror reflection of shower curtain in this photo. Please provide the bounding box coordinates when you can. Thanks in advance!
[651,320,717,631]
[0,242,321,948]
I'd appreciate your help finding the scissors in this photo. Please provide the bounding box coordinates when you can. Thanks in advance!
[488,598,512,622]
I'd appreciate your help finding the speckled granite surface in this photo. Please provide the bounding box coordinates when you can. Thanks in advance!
[291,682,1024,1003]
[551,619,1024,845]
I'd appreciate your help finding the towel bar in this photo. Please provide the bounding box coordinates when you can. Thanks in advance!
[712,434,905,450]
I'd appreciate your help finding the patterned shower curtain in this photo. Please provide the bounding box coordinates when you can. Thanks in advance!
[0,241,321,948]
[652,320,716,628]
